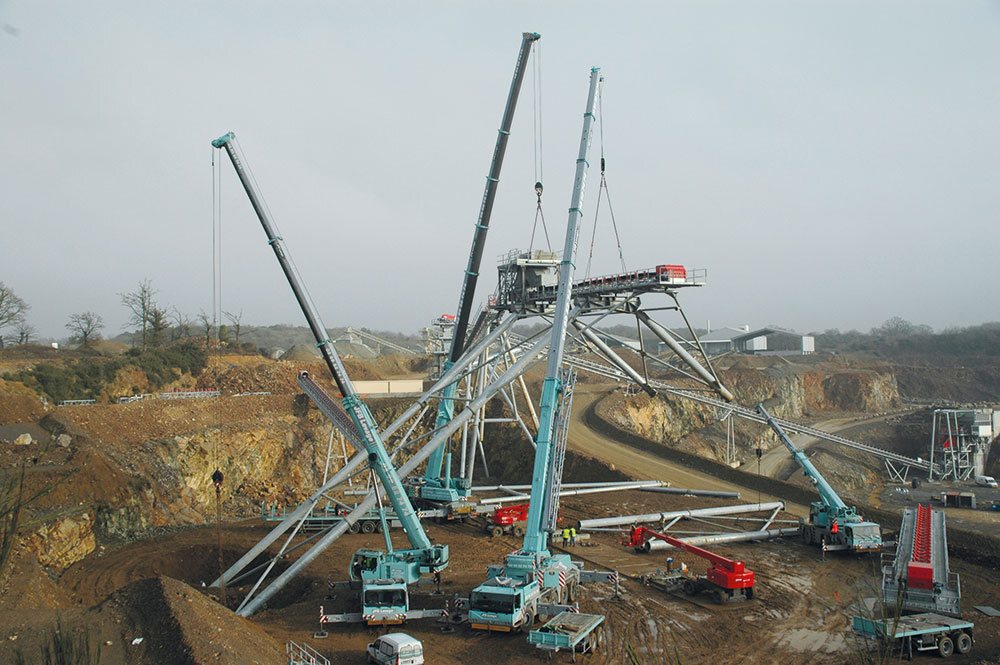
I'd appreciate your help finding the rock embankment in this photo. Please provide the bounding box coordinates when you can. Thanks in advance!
[598,363,901,465]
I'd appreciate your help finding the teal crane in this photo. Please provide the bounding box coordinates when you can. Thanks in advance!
[212,132,447,624]
[417,32,541,505]
[468,67,617,635]
[756,403,882,552]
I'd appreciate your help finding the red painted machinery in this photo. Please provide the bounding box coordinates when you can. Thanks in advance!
[625,525,755,603]
[486,503,529,538]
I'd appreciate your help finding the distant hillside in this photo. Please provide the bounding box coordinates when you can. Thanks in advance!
[112,324,424,356]
[240,324,422,354]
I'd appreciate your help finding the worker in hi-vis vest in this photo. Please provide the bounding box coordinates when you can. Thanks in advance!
[562,527,571,546]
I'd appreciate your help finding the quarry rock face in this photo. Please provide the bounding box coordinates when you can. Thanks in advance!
[25,513,96,570]
[599,364,901,465]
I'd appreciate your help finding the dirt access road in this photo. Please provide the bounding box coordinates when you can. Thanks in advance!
[568,386,809,516]
[756,409,917,479]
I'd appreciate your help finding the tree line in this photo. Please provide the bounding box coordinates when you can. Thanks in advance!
[815,317,1000,357]
[0,279,245,351]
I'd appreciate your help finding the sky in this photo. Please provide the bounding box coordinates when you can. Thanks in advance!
[1,1,998,341]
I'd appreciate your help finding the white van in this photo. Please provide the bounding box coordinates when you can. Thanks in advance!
[975,475,998,488]
[366,633,424,665]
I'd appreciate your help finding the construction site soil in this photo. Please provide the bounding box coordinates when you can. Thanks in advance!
[1,350,998,664]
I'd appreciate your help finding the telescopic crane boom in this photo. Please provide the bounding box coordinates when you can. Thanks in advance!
[468,67,617,636]
[756,403,881,553]
[419,32,541,504]
[211,132,447,622]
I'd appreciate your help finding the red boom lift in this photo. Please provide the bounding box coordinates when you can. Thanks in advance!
[625,526,755,604]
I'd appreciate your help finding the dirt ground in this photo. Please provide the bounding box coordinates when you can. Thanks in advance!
[15,487,999,665]
[3,350,998,665]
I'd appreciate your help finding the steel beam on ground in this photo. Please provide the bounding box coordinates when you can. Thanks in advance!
[472,481,664,492]
[478,480,664,505]
[639,487,740,499]
[577,501,785,530]
[642,527,798,551]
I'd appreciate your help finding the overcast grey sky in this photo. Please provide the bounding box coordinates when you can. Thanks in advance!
[2,1,998,340]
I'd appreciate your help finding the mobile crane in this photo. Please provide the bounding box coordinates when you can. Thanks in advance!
[414,32,541,507]
[211,131,448,625]
[624,526,755,604]
[756,403,882,553]
[467,67,617,638]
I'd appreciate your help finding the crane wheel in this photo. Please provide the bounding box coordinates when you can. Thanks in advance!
[361,521,377,534]
[714,589,727,605]
[567,581,577,603]
[491,526,504,538]
[513,525,525,537]
[937,635,954,658]
[682,579,698,596]
[744,586,754,600]
[348,522,361,534]
[955,632,972,655]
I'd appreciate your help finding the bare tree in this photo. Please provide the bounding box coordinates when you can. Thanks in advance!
[0,283,29,349]
[15,322,36,345]
[224,310,244,348]
[66,312,104,348]
[120,279,157,350]
[170,307,192,341]
[197,311,214,347]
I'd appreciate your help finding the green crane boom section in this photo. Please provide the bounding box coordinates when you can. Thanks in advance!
[424,32,540,489]
[212,132,441,562]
[522,67,601,554]
[756,403,848,511]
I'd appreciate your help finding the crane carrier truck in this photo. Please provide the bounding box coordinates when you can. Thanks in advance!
[757,403,882,553]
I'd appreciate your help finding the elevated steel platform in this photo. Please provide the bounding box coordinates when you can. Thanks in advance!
[883,504,961,617]
[493,249,704,311]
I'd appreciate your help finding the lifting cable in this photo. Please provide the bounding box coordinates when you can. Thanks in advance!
[210,149,227,606]
[584,81,627,278]
[528,44,551,252]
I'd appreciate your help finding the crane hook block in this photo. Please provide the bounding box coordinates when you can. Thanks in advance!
[535,181,543,198]
[212,469,224,487]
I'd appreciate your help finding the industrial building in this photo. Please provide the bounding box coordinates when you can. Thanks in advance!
[732,327,815,356]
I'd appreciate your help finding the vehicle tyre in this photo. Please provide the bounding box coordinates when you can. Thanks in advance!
[801,527,812,545]
[714,589,727,605]
[955,632,972,655]
[567,581,577,603]
[491,526,504,538]
[375,521,384,533]
[348,522,361,534]
[744,586,754,600]
[513,525,525,537]
[937,635,954,658]
[682,579,698,596]
[361,520,376,534]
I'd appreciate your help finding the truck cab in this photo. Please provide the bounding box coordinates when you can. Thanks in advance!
[362,580,409,625]
[468,578,537,632]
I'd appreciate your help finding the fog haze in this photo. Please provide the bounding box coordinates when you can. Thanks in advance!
[2,1,998,340]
